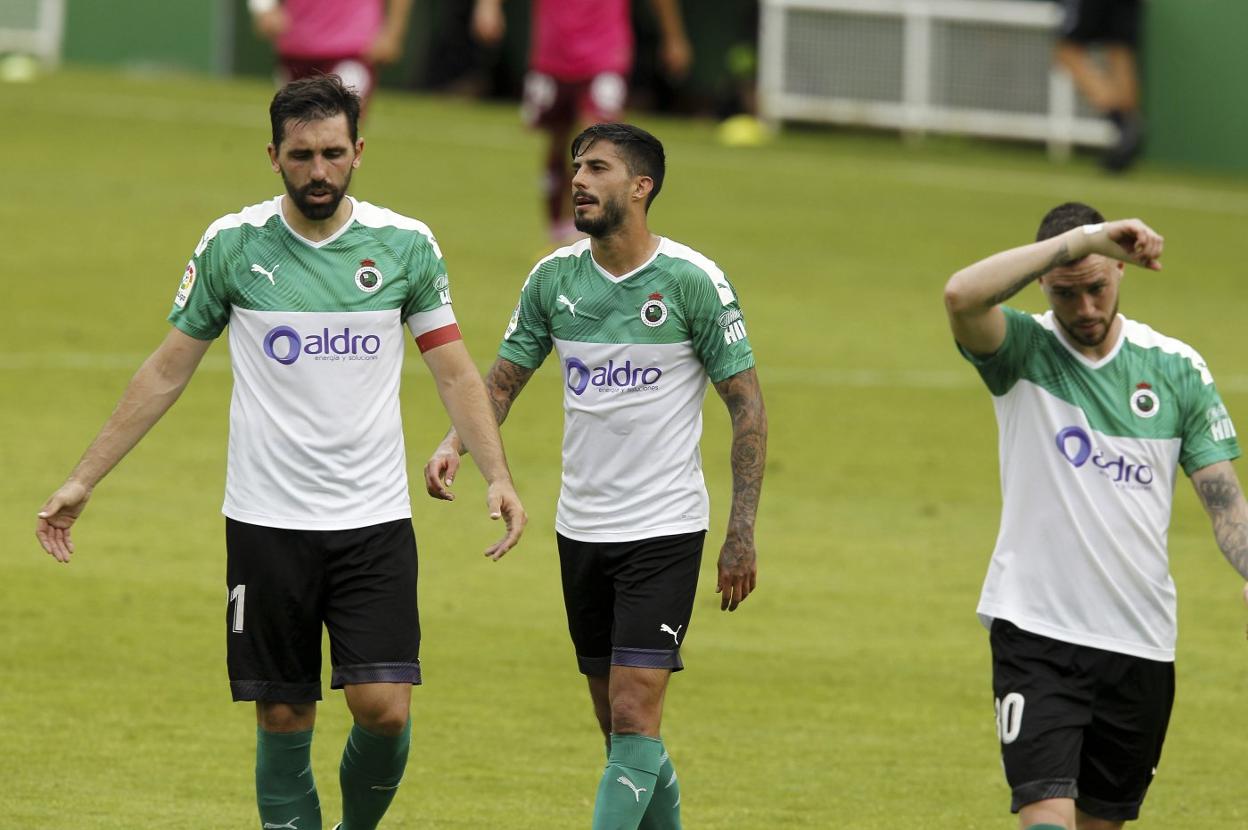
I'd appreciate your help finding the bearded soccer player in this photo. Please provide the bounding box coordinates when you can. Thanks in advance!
[471,0,692,245]
[944,203,1247,830]
[35,76,526,830]
[425,123,766,830]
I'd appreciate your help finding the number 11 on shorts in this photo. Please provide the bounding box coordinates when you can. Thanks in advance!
[228,584,246,633]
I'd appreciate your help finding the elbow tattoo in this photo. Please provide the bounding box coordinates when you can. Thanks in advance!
[1197,471,1248,580]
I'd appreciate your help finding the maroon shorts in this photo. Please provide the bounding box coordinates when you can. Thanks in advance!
[521,71,627,130]
[279,56,377,109]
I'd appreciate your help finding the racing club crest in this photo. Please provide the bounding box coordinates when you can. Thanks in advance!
[640,292,668,327]
[355,258,383,293]
[1130,382,1159,418]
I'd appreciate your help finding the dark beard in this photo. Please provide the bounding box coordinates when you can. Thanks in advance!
[1058,298,1119,347]
[573,193,626,238]
[282,168,351,221]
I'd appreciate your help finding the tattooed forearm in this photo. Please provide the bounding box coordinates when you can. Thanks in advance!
[1195,466,1248,581]
[714,369,767,540]
[983,241,1072,307]
[443,358,535,453]
[483,358,535,427]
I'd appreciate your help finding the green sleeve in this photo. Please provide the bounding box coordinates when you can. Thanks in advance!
[957,307,1040,396]
[402,233,451,318]
[1178,372,1242,475]
[166,240,229,340]
[686,270,755,383]
[498,267,553,370]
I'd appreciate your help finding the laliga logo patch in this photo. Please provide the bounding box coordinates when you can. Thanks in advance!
[355,258,383,293]
[1130,382,1159,419]
[434,273,451,304]
[174,260,196,308]
[640,292,668,328]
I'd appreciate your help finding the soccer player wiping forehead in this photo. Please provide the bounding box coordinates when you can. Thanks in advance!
[36,74,526,830]
[944,203,1246,830]
[424,122,766,830]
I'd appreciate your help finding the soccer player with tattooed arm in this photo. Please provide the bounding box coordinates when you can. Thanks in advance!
[943,202,1247,830]
[424,122,766,830]
[35,75,525,830]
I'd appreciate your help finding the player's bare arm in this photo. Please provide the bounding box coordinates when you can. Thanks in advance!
[1190,461,1248,599]
[424,357,535,497]
[649,0,692,78]
[35,327,213,563]
[471,0,506,46]
[421,341,527,558]
[713,367,766,612]
[366,0,414,65]
[943,219,1164,356]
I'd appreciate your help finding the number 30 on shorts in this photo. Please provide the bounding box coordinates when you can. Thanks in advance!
[994,692,1025,744]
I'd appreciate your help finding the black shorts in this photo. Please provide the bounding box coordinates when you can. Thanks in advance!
[1059,0,1142,47]
[225,518,422,702]
[557,531,705,676]
[990,619,1174,821]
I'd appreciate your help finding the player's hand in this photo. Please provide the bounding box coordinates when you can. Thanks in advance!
[36,480,91,563]
[252,8,289,41]
[471,0,506,46]
[423,440,461,501]
[366,27,404,65]
[716,533,757,611]
[1084,219,1163,271]
[659,35,693,79]
[483,478,526,560]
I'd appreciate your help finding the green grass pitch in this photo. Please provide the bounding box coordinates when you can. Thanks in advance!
[2,68,1246,828]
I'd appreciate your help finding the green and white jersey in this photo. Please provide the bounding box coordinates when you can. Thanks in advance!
[500,237,755,542]
[965,307,1241,661]
[168,196,458,531]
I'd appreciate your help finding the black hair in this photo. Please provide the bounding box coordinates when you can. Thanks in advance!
[269,74,361,149]
[1036,202,1105,242]
[570,123,666,209]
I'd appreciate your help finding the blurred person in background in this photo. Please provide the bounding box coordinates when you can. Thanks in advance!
[250,0,414,116]
[471,0,693,245]
[1054,0,1144,171]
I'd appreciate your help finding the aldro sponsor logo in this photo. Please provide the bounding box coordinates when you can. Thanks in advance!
[565,356,663,396]
[263,325,381,365]
[1055,426,1154,488]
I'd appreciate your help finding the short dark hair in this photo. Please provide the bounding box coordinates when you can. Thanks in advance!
[270,75,361,149]
[570,123,666,209]
[1036,202,1105,242]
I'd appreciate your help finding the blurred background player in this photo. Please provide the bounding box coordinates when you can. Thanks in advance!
[1054,0,1144,171]
[471,0,692,245]
[249,0,414,115]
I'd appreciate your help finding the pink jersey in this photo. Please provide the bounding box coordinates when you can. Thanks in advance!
[277,0,383,60]
[531,0,634,80]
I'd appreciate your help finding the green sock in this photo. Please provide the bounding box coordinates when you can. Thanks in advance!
[638,743,681,830]
[256,727,322,830]
[592,733,664,830]
[339,719,411,830]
